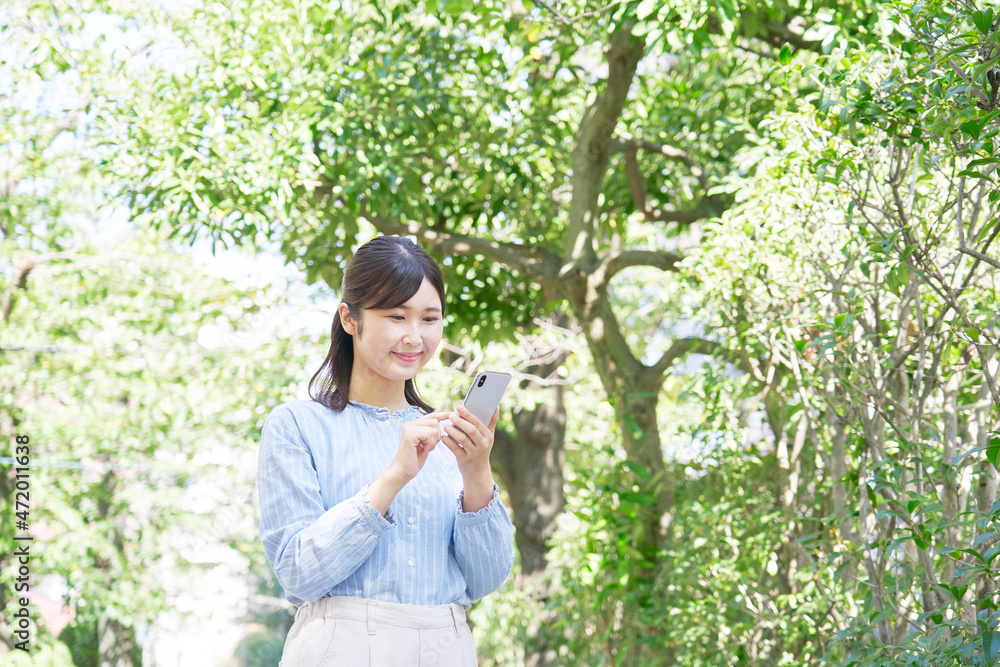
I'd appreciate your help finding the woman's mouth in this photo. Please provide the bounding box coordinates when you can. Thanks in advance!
[393,352,421,363]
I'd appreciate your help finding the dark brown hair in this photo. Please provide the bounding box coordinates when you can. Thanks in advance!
[308,235,445,412]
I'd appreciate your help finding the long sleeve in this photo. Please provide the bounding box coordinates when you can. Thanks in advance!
[452,484,515,601]
[258,411,394,604]
[258,399,512,608]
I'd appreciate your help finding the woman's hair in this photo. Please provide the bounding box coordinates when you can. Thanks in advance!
[308,235,445,412]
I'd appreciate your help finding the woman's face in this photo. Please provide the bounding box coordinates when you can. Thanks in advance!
[341,276,444,389]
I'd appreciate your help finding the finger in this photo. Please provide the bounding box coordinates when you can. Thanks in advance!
[407,425,442,448]
[443,423,472,448]
[422,411,453,421]
[411,420,446,436]
[418,427,443,446]
[440,434,466,457]
[448,411,481,440]
[487,407,500,431]
[447,418,486,451]
[455,405,490,436]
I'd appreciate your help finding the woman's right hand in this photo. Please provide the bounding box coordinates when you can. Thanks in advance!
[368,412,449,516]
[390,412,450,482]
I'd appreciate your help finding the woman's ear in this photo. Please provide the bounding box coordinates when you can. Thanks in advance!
[339,302,358,336]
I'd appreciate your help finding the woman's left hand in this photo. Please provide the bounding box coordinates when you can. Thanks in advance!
[441,405,500,512]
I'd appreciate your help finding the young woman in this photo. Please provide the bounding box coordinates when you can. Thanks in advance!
[258,235,514,666]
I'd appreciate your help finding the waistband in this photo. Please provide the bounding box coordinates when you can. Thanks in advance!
[297,596,467,633]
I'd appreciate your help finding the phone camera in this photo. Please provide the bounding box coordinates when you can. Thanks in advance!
[477,375,486,387]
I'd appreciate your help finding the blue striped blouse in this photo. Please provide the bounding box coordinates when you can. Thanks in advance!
[258,399,515,608]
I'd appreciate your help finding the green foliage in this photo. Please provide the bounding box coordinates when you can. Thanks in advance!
[99,0,565,339]
[1,10,315,655]
[679,2,1000,661]
[0,224,313,655]
[7,0,1000,665]
[1,642,75,666]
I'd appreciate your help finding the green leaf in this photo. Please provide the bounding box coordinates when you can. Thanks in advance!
[947,584,968,601]
[636,0,658,20]
[623,415,644,441]
[624,460,652,479]
[984,630,1000,665]
[953,445,991,465]
[973,9,996,36]
[988,437,1000,471]
[886,262,909,296]
[974,531,1000,547]
[778,44,792,66]
[986,545,1000,565]
[961,120,982,140]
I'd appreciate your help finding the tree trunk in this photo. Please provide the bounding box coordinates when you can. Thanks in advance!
[98,614,135,667]
[564,277,670,663]
[559,21,680,663]
[828,409,856,543]
[493,395,566,667]
[493,394,567,582]
[488,321,570,667]
[96,471,136,667]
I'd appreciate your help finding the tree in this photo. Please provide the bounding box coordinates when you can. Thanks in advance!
[1,11,313,662]
[0,222,313,664]
[97,0,884,661]
[29,0,1000,663]
[675,1,1000,663]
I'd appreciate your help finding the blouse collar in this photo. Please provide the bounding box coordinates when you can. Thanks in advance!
[347,401,423,423]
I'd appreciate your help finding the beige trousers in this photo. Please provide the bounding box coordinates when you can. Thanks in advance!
[279,596,478,667]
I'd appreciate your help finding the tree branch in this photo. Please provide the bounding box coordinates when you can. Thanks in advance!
[527,0,573,24]
[703,12,823,52]
[754,18,824,53]
[617,138,713,224]
[611,136,705,185]
[566,22,645,269]
[958,244,1000,271]
[358,198,561,284]
[650,336,734,376]
[622,146,649,216]
[647,206,713,224]
[605,249,681,279]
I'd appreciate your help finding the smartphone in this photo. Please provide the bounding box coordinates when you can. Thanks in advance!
[461,371,511,424]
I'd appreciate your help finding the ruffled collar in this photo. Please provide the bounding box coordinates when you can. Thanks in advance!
[347,401,423,423]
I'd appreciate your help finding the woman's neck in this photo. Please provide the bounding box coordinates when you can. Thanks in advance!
[348,375,409,413]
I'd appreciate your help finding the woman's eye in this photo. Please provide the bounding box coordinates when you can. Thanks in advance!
[424,317,439,323]
[389,315,405,321]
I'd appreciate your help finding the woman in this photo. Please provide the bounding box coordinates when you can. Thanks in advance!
[258,235,514,666]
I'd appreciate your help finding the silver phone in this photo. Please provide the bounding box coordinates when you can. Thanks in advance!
[462,371,511,424]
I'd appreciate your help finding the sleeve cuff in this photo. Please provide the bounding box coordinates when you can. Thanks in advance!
[455,483,503,524]
[353,484,396,534]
